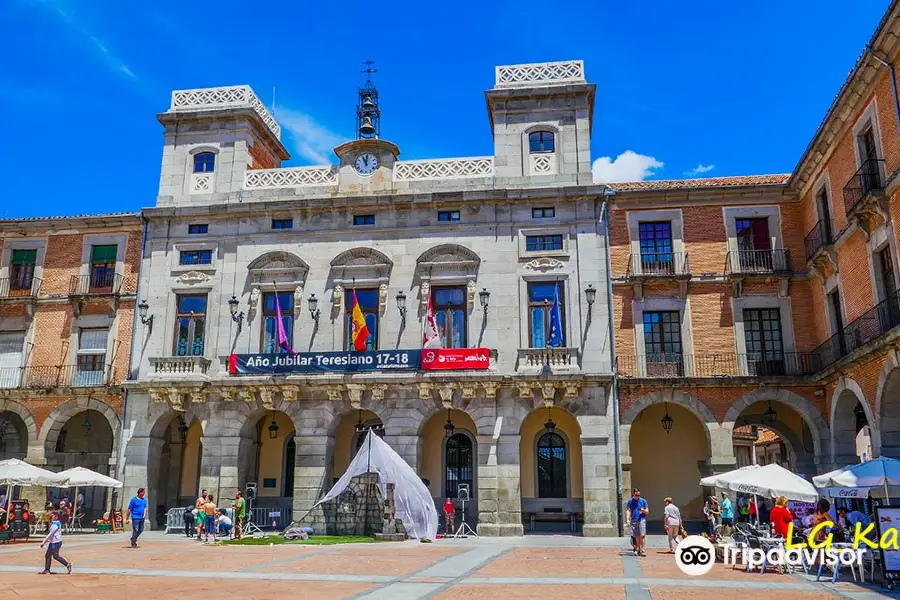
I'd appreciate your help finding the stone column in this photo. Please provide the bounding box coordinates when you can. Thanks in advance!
[476,432,523,536]
[164,441,182,507]
[197,436,242,504]
[578,413,617,537]
[292,434,334,533]
[708,425,738,475]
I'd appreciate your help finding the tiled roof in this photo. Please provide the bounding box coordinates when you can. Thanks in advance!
[755,427,781,445]
[0,211,140,223]
[609,174,790,192]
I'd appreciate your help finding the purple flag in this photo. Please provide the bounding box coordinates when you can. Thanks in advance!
[274,290,293,354]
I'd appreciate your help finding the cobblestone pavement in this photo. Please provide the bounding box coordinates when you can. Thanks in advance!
[0,532,897,599]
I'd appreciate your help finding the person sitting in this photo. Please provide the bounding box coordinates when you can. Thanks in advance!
[837,506,870,530]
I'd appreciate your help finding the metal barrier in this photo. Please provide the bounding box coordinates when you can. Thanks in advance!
[248,506,293,530]
[165,508,183,533]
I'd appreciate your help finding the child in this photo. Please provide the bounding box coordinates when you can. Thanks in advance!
[40,511,72,575]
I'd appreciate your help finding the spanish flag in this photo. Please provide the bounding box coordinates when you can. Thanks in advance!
[350,290,370,351]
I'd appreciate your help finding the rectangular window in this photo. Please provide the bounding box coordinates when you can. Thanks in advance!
[532,207,555,219]
[261,292,294,354]
[75,328,108,386]
[525,234,564,252]
[272,218,293,230]
[0,331,25,389]
[9,249,36,293]
[345,289,378,351]
[642,311,682,376]
[438,210,460,222]
[743,308,785,376]
[735,218,772,272]
[89,245,117,292]
[179,250,213,266]
[432,286,467,348]
[528,281,565,348]
[188,224,208,234]
[174,295,207,357]
[353,215,375,226]
[879,247,896,299]
[638,221,673,273]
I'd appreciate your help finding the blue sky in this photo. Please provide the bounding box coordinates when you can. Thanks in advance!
[0,0,890,217]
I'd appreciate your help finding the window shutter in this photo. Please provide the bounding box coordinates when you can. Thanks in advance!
[10,249,36,266]
[91,245,118,263]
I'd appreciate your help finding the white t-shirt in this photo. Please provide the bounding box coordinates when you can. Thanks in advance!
[664,503,681,526]
[219,515,232,527]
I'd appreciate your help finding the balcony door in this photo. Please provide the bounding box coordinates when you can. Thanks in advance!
[642,311,682,376]
[815,189,832,243]
[877,247,900,331]
[638,222,673,275]
[75,328,108,386]
[735,218,772,271]
[743,309,784,376]
[858,126,881,193]
[0,332,24,389]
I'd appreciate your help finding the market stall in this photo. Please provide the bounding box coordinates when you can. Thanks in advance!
[0,458,69,541]
[55,467,123,532]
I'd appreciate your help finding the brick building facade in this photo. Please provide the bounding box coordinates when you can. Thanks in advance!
[0,213,141,517]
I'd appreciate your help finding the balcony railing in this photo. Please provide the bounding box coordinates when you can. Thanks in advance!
[627,252,690,278]
[843,158,885,216]
[725,249,792,276]
[812,289,900,369]
[150,356,211,375]
[69,273,123,296]
[9,365,116,388]
[617,353,817,379]
[804,220,837,262]
[517,347,579,369]
[0,277,41,298]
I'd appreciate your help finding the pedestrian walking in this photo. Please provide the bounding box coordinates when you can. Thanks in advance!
[203,494,217,543]
[39,511,71,575]
[663,497,683,553]
[233,491,246,540]
[126,487,148,549]
[719,492,734,532]
[626,488,649,556]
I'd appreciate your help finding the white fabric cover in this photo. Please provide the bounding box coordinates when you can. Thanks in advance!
[813,456,900,498]
[699,463,818,502]
[0,458,68,487]
[315,431,438,540]
[56,466,122,488]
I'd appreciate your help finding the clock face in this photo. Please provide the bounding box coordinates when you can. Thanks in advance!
[354,153,378,175]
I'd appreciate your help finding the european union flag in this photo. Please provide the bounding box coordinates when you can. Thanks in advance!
[548,284,563,347]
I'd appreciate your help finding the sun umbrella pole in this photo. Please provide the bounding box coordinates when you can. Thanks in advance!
[885,480,891,505]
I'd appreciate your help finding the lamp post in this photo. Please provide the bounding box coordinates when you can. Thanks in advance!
[479,288,490,315]
[81,414,92,435]
[229,295,244,324]
[308,294,320,321]
[763,401,778,425]
[444,408,455,438]
[396,290,407,320]
[268,412,279,440]
[138,300,153,332]
[661,402,674,434]
[544,405,556,432]
[584,284,597,307]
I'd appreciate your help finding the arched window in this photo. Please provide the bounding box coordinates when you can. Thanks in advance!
[193,152,215,173]
[528,131,555,154]
[536,432,567,498]
[445,433,473,499]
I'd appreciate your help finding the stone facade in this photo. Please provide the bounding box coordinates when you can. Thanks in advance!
[120,61,618,536]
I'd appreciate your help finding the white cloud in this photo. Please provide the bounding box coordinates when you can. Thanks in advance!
[53,8,139,83]
[277,107,347,165]
[684,164,716,177]
[592,151,664,183]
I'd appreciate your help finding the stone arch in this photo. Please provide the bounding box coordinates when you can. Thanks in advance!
[876,363,900,458]
[733,414,807,473]
[39,397,121,455]
[247,251,310,273]
[622,390,717,431]
[724,388,829,464]
[830,377,874,465]
[147,407,204,440]
[330,247,393,269]
[415,244,481,267]
[0,399,38,448]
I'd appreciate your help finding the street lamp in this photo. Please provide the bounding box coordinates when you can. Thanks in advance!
[444,408,455,438]
[308,294,320,321]
[81,414,92,435]
[396,290,407,318]
[544,406,556,432]
[661,402,674,434]
[228,295,244,324]
[138,300,153,332]
[763,401,778,425]
[584,284,597,307]
[268,412,279,440]
[177,416,189,442]
[479,288,490,312]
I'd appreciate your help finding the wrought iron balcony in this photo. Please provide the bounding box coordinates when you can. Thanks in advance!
[626,252,691,279]
[812,289,900,369]
[843,158,885,216]
[69,272,123,296]
[804,220,837,263]
[0,277,41,299]
[617,352,817,379]
[21,365,115,388]
[725,249,792,276]
[150,356,211,375]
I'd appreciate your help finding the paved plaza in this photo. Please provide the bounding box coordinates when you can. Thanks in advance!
[0,532,897,599]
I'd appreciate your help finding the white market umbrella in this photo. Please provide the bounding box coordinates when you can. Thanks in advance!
[55,467,121,489]
[813,456,900,502]
[0,458,70,524]
[699,463,818,502]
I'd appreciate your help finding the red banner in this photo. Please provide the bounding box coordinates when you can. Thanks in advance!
[420,348,491,370]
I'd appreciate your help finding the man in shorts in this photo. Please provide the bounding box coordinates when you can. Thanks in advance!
[626,488,649,556]
[203,494,217,543]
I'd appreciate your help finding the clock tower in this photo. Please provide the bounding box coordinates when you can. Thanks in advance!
[334,61,400,194]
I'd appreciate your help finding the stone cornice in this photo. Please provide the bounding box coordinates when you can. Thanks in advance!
[157,107,290,160]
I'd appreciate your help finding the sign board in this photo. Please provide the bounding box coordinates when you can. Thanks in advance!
[420,348,490,370]
[268,511,281,518]
[230,350,421,374]
[875,506,900,580]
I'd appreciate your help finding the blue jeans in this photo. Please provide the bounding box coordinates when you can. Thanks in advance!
[131,517,145,546]
[45,542,68,570]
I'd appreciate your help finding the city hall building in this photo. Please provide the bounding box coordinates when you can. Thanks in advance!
[120,61,619,535]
